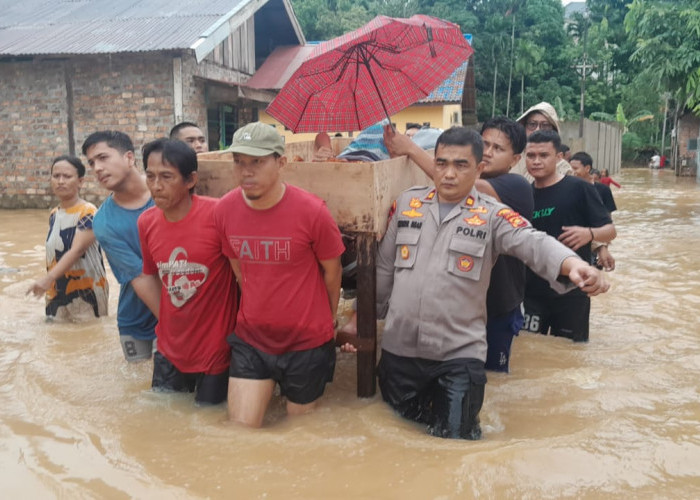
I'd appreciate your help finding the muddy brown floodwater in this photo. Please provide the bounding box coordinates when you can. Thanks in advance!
[1,168,699,498]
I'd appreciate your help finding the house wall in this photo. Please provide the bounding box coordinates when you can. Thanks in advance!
[258,104,462,147]
[678,114,700,159]
[1,59,70,208]
[0,53,203,208]
[390,104,461,133]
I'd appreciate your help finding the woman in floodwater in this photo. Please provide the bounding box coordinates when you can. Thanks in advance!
[27,155,109,320]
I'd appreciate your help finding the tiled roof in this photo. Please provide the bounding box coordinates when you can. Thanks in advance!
[419,60,468,104]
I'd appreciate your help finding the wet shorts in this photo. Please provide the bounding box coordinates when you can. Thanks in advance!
[523,293,590,342]
[119,335,154,363]
[377,350,486,440]
[485,306,524,373]
[228,334,336,405]
[151,351,229,405]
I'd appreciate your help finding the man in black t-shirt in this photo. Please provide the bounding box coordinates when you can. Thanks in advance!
[570,152,617,271]
[475,117,533,372]
[524,131,616,342]
[570,152,617,213]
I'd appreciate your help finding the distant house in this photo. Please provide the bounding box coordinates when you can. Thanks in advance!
[246,44,475,142]
[677,111,700,176]
[0,0,304,208]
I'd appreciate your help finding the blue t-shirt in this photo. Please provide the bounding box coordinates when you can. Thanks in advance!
[94,195,157,340]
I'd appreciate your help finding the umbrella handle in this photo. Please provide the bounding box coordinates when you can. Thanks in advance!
[358,45,394,129]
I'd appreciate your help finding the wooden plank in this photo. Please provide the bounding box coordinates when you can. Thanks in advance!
[355,233,377,397]
[196,142,432,233]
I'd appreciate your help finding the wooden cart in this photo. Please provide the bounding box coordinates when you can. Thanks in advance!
[197,139,431,397]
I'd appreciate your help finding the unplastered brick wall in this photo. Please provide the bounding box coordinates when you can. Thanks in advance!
[0,60,71,208]
[1,53,178,208]
[678,114,699,157]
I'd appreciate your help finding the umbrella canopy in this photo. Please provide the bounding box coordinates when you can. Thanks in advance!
[266,15,473,133]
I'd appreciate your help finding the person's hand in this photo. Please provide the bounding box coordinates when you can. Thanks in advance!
[312,146,334,162]
[339,342,357,354]
[383,124,415,158]
[595,245,615,271]
[27,275,53,297]
[567,261,610,296]
[559,225,593,251]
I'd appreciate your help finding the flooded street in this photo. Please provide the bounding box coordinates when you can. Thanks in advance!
[1,168,699,498]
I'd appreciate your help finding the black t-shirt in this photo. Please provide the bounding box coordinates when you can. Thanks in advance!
[594,181,617,213]
[485,173,534,317]
[527,175,612,297]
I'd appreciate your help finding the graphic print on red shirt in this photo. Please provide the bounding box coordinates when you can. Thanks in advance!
[139,196,236,374]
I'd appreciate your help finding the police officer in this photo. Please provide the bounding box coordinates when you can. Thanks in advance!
[376,126,610,440]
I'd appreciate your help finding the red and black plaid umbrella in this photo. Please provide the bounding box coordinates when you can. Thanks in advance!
[266,15,473,133]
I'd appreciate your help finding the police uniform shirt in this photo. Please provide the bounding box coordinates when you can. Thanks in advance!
[377,186,578,363]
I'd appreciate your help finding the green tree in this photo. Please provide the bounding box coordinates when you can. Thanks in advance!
[625,0,700,164]
[590,103,654,133]
[291,0,373,40]
[513,39,544,115]
[625,0,700,102]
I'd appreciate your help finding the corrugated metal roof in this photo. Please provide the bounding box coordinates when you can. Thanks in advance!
[0,0,249,56]
[244,45,316,89]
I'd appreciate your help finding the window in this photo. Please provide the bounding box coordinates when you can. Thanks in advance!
[207,105,238,150]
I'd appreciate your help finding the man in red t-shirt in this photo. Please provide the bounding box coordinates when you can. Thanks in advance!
[137,138,237,405]
[214,122,344,428]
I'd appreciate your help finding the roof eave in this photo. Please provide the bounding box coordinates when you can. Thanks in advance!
[191,0,303,63]
[280,0,305,46]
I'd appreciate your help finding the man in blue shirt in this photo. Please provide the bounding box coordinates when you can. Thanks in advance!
[82,131,158,362]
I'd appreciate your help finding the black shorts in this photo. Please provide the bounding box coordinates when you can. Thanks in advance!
[151,351,228,405]
[228,334,336,405]
[377,350,486,440]
[523,293,590,342]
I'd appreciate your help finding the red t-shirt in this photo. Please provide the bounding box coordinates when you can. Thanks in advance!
[214,184,345,355]
[138,196,237,374]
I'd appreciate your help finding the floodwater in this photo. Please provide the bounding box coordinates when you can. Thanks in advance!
[1,168,699,498]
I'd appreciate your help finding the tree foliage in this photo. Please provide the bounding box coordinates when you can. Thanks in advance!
[625,0,700,108]
[287,0,700,151]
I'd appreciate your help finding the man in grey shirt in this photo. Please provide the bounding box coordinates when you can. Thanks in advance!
[376,127,610,440]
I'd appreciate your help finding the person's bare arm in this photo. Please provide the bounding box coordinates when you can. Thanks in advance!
[131,273,162,319]
[383,125,435,180]
[319,256,342,320]
[475,179,500,200]
[28,228,97,297]
[559,223,616,251]
[228,258,242,283]
[594,245,615,271]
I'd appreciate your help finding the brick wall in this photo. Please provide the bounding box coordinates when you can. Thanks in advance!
[678,114,699,159]
[0,60,71,208]
[0,51,258,209]
[0,53,186,208]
